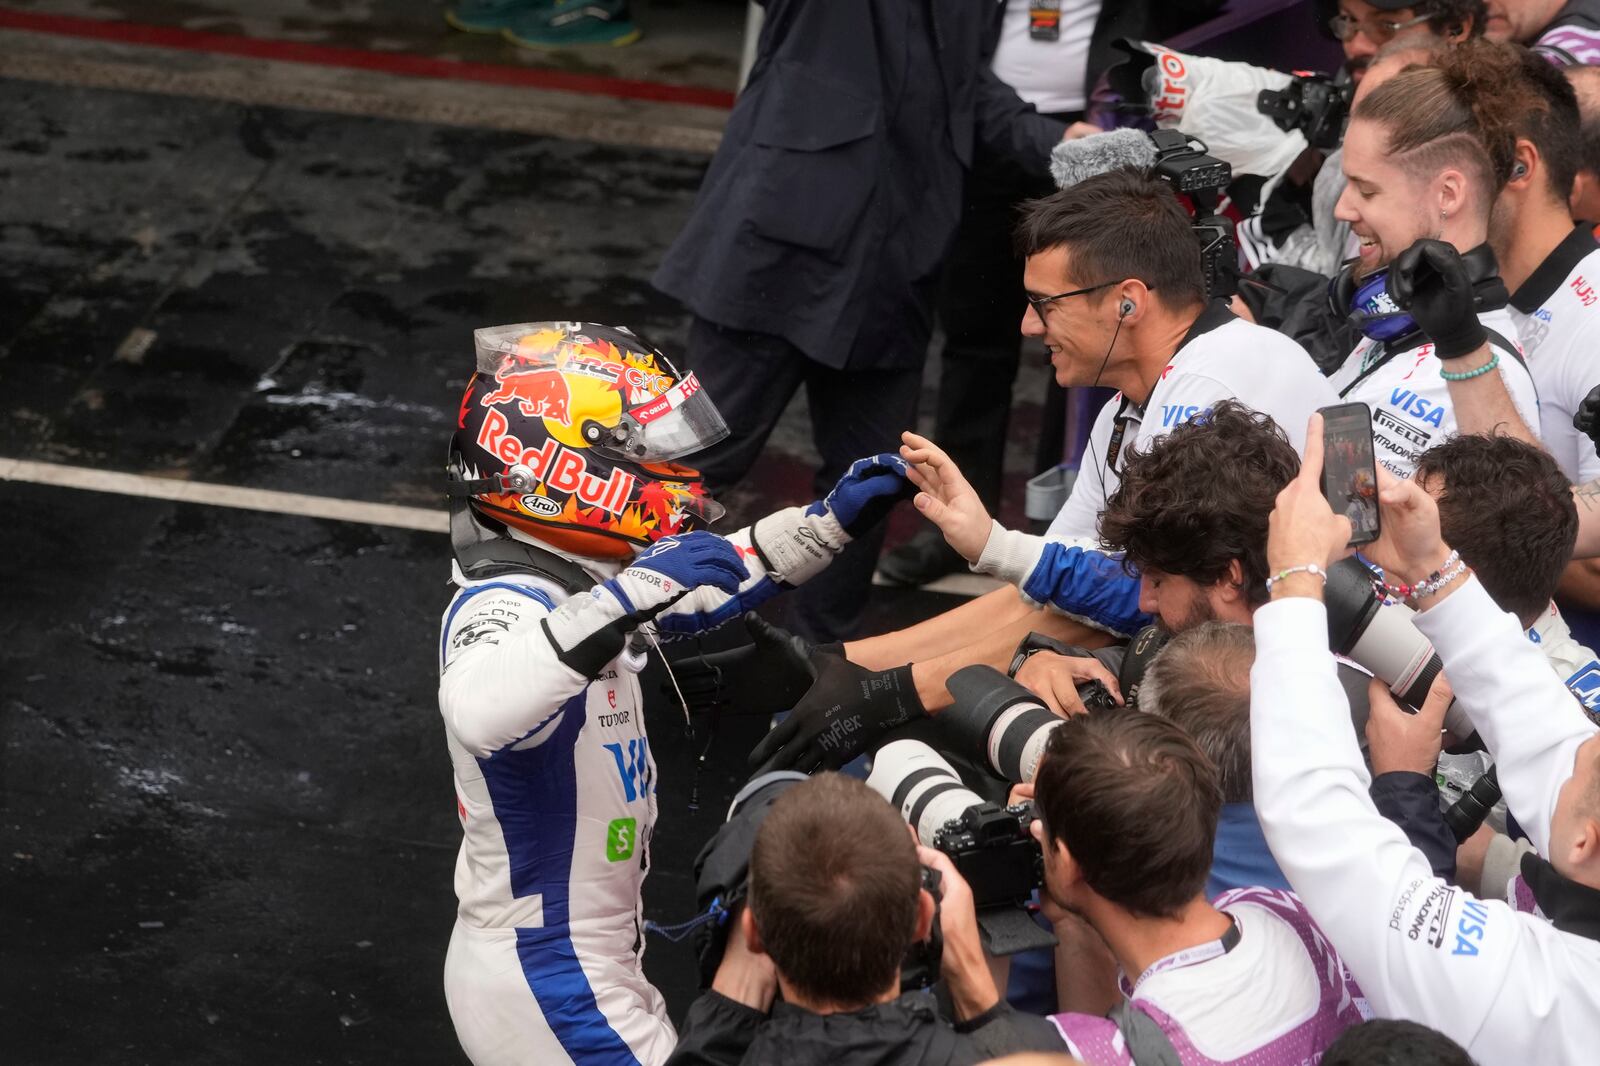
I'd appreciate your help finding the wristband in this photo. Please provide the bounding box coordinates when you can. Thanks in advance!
[1439,353,1499,382]
[1006,631,1081,678]
[1265,563,1327,594]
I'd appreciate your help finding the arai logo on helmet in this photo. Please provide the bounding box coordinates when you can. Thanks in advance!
[521,494,563,518]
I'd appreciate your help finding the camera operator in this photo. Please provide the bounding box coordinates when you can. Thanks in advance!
[933,712,1369,1063]
[743,173,1335,772]
[1252,413,1600,1063]
[1331,0,1484,82]
[1326,39,1542,478]
[670,773,1053,1066]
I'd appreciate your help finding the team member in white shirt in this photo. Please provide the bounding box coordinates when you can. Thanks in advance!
[1326,40,1542,477]
[1253,416,1600,1065]
[749,169,1335,772]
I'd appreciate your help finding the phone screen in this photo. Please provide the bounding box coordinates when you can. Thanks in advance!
[1319,402,1380,546]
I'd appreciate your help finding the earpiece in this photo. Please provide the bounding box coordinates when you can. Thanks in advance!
[1119,298,1135,317]
[1512,160,1530,179]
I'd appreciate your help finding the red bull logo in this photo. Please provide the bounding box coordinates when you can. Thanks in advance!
[481,366,572,425]
[477,409,636,513]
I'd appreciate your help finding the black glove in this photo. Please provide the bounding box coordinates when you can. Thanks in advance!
[1386,239,1496,360]
[667,614,842,717]
[1576,383,1600,458]
[748,655,927,774]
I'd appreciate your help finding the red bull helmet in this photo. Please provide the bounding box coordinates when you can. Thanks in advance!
[448,321,728,559]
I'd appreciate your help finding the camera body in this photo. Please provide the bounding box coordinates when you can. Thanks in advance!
[932,800,1043,915]
[1147,129,1239,301]
[1257,72,1352,151]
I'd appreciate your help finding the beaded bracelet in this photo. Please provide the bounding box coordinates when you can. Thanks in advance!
[1439,352,1499,382]
[1265,563,1327,594]
[1412,552,1468,600]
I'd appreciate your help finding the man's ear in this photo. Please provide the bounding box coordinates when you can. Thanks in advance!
[1436,168,1470,222]
[1507,140,1540,195]
[1566,817,1600,877]
[742,905,767,957]
[1223,559,1246,601]
[915,887,937,941]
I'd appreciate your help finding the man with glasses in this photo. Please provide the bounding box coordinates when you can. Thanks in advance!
[745,169,1335,774]
[1326,0,1484,82]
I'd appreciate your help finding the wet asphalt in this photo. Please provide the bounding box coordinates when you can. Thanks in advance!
[0,75,997,1063]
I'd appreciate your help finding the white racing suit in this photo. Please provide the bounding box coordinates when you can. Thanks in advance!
[439,511,835,1066]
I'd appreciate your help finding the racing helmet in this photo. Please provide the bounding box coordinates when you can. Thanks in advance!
[448,322,728,559]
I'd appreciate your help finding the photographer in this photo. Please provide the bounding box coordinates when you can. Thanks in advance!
[1252,414,1600,1063]
[744,172,1336,771]
[670,773,1051,1065]
[1326,39,1542,477]
[933,712,1369,1063]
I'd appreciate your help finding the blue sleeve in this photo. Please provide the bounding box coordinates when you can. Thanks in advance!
[1021,543,1152,637]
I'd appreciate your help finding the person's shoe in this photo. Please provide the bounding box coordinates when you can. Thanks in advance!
[503,0,642,47]
[876,529,968,587]
[446,0,556,34]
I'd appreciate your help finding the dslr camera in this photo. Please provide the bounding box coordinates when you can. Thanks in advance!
[1257,72,1353,152]
[866,740,1054,957]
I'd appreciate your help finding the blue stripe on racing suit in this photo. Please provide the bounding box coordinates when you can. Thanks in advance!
[480,695,643,1066]
[439,582,558,667]
[1021,543,1151,637]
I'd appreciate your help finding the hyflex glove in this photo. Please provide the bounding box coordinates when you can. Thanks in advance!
[748,654,926,774]
[751,453,913,586]
[542,531,748,677]
[1386,239,1504,360]
[669,613,843,717]
[1576,382,1600,457]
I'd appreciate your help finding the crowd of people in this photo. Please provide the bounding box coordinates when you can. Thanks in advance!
[433,3,1600,1065]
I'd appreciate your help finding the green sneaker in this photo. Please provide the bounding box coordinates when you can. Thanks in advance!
[445,0,556,35]
[503,0,642,48]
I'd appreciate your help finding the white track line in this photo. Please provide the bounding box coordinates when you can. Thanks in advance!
[1,456,999,596]
[0,457,448,533]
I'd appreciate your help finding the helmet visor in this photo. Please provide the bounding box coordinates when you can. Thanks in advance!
[593,372,730,463]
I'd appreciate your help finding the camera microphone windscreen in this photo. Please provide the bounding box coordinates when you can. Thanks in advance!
[1050,129,1159,190]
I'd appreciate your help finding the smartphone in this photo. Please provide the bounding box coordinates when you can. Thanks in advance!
[1319,402,1381,547]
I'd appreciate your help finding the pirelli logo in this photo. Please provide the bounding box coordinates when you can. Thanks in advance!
[1374,408,1431,448]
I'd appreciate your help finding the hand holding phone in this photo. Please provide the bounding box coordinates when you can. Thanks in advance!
[1318,402,1381,547]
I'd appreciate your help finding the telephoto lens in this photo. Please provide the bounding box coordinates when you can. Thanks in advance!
[941,665,1061,784]
[1325,557,1473,737]
[866,739,990,844]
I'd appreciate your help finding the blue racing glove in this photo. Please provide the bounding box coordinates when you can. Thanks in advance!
[543,531,749,677]
[751,453,913,586]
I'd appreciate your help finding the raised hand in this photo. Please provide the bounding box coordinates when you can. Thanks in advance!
[900,431,994,564]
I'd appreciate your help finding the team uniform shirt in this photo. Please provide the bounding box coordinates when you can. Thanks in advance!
[1507,225,1600,485]
[1531,0,1600,65]
[990,0,1102,114]
[1050,887,1370,1065]
[1326,308,1540,479]
[438,531,787,1066]
[1252,582,1600,1064]
[972,305,1334,635]
[1045,304,1336,543]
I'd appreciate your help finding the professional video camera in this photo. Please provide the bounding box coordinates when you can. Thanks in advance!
[866,740,1055,956]
[1257,72,1353,152]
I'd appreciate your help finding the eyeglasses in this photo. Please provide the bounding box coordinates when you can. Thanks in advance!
[1328,11,1436,43]
[1026,281,1116,322]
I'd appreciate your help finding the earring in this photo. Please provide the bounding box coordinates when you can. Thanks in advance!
[1441,209,1449,221]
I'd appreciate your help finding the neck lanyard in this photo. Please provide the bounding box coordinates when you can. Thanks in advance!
[1130,916,1241,992]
